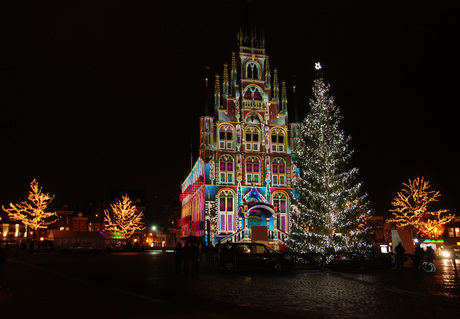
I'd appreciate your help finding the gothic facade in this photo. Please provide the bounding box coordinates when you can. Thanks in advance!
[180,26,300,248]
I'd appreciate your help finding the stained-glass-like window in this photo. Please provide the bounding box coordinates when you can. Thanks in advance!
[218,190,235,233]
[244,127,260,151]
[273,192,288,233]
[271,128,286,153]
[245,156,261,185]
[272,158,286,186]
[219,155,234,184]
[218,125,234,150]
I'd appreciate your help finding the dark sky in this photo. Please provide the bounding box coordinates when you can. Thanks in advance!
[2,0,458,222]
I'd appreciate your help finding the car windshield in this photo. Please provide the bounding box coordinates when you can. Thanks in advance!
[265,245,277,253]
[233,244,252,254]
[252,244,267,254]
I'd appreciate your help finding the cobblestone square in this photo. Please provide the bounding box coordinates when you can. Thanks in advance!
[1,251,459,318]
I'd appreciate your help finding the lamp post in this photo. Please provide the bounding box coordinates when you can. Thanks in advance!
[151,225,157,248]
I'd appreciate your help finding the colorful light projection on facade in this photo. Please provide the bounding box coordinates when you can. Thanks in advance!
[180,23,299,247]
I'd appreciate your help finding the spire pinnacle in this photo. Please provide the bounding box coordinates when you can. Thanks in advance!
[281,80,287,113]
[265,57,271,87]
[223,63,229,96]
[273,68,279,101]
[214,74,221,108]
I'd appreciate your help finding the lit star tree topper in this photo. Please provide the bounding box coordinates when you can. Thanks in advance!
[386,177,454,236]
[286,64,372,255]
[2,179,58,232]
[104,194,146,239]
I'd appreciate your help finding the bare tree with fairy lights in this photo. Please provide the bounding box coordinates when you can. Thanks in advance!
[387,177,454,236]
[2,179,58,236]
[104,194,146,239]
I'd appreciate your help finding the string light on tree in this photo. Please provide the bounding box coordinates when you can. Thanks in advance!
[386,177,454,237]
[286,63,372,255]
[2,179,58,234]
[104,194,146,239]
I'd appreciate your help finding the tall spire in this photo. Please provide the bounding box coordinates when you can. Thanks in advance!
[238,0,264,49]
[281,81,288,114]
[223,63,229,97]
[265,57,271,88]
[231,52,237,86]
[214,74,221,109]
[273,68,279,101]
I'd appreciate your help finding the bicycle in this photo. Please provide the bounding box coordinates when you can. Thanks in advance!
[421,261,436,273]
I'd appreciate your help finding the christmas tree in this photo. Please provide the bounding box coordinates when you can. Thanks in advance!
[287,63,371,255]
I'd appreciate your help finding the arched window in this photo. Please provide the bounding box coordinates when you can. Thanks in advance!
[243,86,262,100]
[246,62,259,79]
[272,192,288,233]
[271,128,286,153]
[218,125,234,150]
[272,158,286,186]
[245,156,261,185]
[219,155,234,184]
[218,190,235,233]
[244,126,260,151]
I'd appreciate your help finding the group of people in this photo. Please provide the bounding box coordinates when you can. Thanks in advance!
[394,242,444,271]
[174,240,202,275]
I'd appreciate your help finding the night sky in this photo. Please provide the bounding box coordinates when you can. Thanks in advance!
[2,1,458,223]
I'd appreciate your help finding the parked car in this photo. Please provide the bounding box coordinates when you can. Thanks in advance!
[218,242,292,271]
[68,243,95,252]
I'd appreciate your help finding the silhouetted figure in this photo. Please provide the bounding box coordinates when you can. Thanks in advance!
[191,242,200,276]
[425,246,435,264]
[182,241,191,275]
[174,242,182,274]
[395,242,406,271]
[29,240,34,254]
[413,244,424,271]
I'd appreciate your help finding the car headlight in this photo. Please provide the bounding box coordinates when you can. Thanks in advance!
[442,251,451,258]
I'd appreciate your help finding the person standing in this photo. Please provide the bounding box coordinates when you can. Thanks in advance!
[174,242,182,274]
[395,242,406,271]
[182,241,191,275]
[413,244,424,271]
[425,246,435,264]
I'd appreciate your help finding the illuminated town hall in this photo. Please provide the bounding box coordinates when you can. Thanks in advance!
[179,24,300,249]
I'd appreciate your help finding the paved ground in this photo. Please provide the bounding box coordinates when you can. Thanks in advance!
[1,251,459,318]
